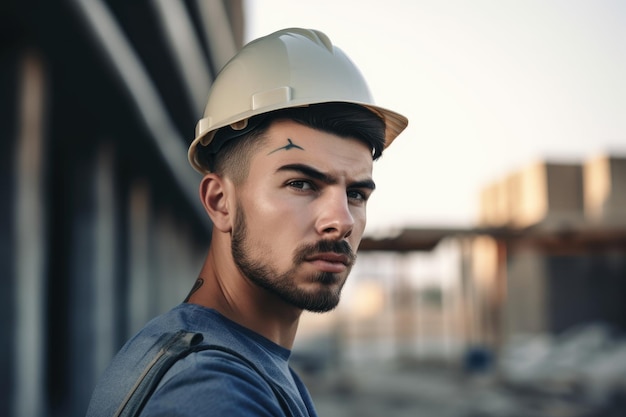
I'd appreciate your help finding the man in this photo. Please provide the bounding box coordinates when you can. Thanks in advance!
[86,28,407,417]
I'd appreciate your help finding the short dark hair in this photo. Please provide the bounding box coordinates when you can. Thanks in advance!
[197,102,386,184]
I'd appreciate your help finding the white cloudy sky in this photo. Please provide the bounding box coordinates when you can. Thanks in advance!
[243,0,626,233]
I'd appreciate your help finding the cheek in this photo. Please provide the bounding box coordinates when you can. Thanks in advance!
[351,211,367,239]
[241,193,312,243]
[249,194,308,223]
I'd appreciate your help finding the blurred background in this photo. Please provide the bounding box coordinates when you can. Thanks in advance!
[1,1,625,416]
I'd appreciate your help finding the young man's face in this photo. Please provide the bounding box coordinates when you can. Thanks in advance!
[231,119,375,312]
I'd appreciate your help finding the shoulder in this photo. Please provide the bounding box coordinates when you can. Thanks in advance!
[141,348,284,417]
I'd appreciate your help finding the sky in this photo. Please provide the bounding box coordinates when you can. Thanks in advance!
[243,0,626,234]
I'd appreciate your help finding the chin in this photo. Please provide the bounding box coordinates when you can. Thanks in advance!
[292,286,342,313]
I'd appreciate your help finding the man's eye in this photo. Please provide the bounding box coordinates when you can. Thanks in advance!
[288,180,314,191]
[348,190,367,201]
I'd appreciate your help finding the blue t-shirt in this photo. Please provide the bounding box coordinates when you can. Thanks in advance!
[86,303,318,417]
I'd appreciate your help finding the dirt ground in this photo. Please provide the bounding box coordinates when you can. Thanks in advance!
[298,360,625,417]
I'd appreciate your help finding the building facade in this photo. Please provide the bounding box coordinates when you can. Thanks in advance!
[1,2,244,416]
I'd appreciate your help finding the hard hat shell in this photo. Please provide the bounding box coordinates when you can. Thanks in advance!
[188,28,408,173]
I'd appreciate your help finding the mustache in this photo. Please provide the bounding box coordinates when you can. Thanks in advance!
[294,239,356,267]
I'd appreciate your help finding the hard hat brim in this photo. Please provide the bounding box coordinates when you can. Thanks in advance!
[188,101,408,174]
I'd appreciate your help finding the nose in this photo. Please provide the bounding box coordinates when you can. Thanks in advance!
[315,190,354,239]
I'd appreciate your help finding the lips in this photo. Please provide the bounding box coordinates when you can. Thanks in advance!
[306,252,351,266]
[295,240,356,273]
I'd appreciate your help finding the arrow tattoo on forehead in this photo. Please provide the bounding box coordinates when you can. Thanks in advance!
[268,138,305,155]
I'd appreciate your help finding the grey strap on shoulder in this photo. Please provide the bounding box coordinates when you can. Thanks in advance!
[113,330,294,417]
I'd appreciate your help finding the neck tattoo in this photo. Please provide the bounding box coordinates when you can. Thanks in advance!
[183,278,204,302]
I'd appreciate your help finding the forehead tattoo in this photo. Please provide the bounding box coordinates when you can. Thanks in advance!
[267,138,305,155]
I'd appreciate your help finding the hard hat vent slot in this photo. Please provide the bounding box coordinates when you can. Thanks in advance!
[252,86,293,110]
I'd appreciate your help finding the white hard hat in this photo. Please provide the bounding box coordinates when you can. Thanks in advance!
[188,28,409,173]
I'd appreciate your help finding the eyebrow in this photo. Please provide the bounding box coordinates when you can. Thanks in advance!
[276,163,376,190]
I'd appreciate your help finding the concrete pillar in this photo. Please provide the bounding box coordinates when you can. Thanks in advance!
[584,154,626,226]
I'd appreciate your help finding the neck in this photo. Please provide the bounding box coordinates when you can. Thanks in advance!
[187,243,302,349]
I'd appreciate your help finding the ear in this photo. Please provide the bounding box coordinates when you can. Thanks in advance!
[199,173,233,232]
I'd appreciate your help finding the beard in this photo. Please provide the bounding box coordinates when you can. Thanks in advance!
[231,206,356,313]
